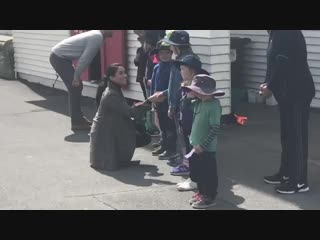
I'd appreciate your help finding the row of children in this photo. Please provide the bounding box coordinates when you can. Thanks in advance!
[134,30,225,209]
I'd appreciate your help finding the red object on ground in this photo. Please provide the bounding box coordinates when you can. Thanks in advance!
[234,114,248,126]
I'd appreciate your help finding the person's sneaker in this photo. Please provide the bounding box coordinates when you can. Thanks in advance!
[158,151,176,160]
[275,182,310,194]
[71,123,91,132]
[147,130,160,137]
[192,195,216,209]
[170,164,190,176]
[152,146,166,156]
[176,178,198,191]
[264,173,289,185]
[189,192,202,205]
[166,154,182,167]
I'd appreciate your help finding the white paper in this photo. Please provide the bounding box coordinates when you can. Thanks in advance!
[185,149,196,159]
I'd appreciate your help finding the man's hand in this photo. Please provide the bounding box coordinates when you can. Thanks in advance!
[194,145,204,155]
[259,83,272,98]
[72,78,81,87]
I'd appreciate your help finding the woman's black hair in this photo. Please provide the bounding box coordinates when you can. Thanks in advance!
[95,63,124,108]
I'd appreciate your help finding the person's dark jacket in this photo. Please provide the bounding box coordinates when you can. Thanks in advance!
[134,46,148,83]
[265,30,315,102]
[96,81,107,108]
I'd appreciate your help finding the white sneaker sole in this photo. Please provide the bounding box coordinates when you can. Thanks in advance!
[264,179,281,185]
[192,202,217,209]
[276,187,310,194]
[177,185,198,191]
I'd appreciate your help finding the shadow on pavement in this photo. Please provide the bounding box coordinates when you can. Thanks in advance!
[64,132,90,143]
[19,78,96,120]
[93,163,176,187]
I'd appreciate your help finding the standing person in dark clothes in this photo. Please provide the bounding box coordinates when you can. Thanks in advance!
[50,30,113,131]
[261,30,315,194]
[133,30,148,100]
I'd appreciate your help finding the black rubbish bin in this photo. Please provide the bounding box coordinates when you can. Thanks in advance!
[231,37,251,88]
[0,35,15,80]
[230,37,251,113]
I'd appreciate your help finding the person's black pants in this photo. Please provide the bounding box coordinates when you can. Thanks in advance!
[278,98,312,185]
[189,151,218,199]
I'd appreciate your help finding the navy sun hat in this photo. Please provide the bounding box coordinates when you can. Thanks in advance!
[174,55,209,75]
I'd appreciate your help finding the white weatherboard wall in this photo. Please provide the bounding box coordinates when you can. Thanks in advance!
[0,30,12,36]
[231,30,320,108]
[126,30,231,115]
[12,30,71,89]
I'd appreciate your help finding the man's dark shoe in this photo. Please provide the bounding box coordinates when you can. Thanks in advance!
[264,173,289,185]
[158,151,176,160]
[72,123,91,132]
[152,146,166,156]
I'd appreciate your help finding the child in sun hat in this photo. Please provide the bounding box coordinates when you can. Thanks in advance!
[182,74,225,209]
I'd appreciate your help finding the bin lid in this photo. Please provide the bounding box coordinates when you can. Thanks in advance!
[0,36,13,50]
[0,35,13,43]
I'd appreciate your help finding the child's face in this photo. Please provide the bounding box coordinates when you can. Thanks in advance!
[158,49,172,62]
[170,45,179,56]
[187,90,197,99]
[180,65,195,83]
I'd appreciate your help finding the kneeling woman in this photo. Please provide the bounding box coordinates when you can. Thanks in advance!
[90,63,149,171]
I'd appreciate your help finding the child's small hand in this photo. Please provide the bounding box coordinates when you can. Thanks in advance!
[194,145,204,154]
[147,80,152,86]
